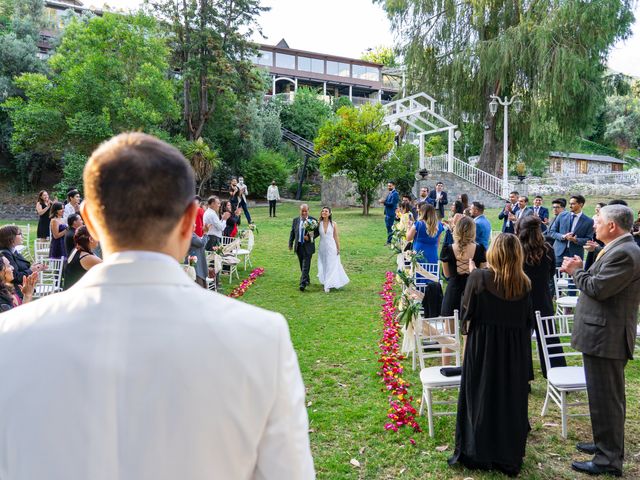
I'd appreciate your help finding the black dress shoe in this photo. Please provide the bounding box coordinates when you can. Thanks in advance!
[299,285,305,292]
[576,442,598,455]
[571,461,621,477]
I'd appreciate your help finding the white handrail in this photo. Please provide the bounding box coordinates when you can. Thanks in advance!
[422,154,510,198]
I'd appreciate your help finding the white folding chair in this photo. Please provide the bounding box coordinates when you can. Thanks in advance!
[412,262,440,292]
[33,258,65,298]
[536,311,588,438]
[34,239,50,263]
[236,230,254,270]
[220,238,240,283]
[554,274,580,315]
[205,252,223,292]
[415,310,461,437]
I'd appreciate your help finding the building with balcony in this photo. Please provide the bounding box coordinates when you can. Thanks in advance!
[252,39,399,106]
[38,0,103,57]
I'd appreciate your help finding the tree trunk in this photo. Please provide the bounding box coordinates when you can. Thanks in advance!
[362,191,369,215]
[478,108,499,175]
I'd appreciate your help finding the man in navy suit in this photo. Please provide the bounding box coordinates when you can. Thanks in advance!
[548,194,594,266]
[532,195,550,232]
[380,181,399,245]
[498,191,520,233]
[427,181,448,219]
[514,195,534,223]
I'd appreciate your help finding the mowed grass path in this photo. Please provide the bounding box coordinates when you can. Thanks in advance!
[4,197,640,479]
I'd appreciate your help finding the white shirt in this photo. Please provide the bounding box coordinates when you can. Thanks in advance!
[267,185,280,201]
[63,203,77,224]
[203,207,226,238]
[238,182,248,202]
[570,211,582,232]
[0,251,315,480]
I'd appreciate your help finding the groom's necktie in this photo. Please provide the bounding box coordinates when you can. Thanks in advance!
[299,218,304,243]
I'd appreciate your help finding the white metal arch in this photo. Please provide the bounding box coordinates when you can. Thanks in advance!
[272,76,298,94]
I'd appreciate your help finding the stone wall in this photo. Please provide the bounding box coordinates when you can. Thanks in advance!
[321,172,506,209]
[0,204,34,221]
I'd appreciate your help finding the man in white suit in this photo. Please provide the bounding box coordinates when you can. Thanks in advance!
[0,133,315,480]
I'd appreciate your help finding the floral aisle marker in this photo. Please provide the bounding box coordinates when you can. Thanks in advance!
[228,267,265,299]
[377,271,422,435]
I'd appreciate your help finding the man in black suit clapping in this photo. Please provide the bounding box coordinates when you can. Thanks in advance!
[289,204,319,292]
[427,182,448,219]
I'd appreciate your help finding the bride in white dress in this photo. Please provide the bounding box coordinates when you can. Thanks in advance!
[317,207,350,292]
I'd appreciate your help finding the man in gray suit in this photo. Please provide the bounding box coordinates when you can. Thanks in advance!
[561,204,640,477]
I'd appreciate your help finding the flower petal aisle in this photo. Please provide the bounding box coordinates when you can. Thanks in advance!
[228,267,265,298]
[377,271,421,434]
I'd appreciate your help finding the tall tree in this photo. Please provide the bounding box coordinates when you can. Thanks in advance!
[2,12,179,185]
[603,95,640,158]
[376,0,635,176]
[315,104,394,215]
[146,0,267,140]
[361,45,397,67]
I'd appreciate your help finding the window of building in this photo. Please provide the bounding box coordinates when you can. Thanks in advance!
[338,62,350,77]
[275,53,295,69]
[311,58,324,74]
[578,160,588,174]
[353,65,381,81]
[612,163,623,172]
[550,158,562,173]
[298,56,312,72]
[326,61,339,76]
[254,50,273,67]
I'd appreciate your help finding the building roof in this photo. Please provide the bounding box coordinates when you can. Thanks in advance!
[549,152,626,165]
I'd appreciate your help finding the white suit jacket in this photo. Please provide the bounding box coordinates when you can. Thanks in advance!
[0,252,314,480]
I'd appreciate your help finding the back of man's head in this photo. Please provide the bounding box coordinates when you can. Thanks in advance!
[83,132,195,251]
[472,201,485,213]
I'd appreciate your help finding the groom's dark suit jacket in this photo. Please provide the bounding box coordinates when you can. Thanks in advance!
[289,217,318,254]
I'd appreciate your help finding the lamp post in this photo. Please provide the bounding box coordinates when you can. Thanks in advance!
[489,94,523,198]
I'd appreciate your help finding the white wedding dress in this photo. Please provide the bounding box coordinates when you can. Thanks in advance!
[317,221,350,292]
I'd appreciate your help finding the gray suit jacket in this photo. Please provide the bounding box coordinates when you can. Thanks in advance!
[571,235,640,360]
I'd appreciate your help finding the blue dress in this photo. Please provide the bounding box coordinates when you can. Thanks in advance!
[412,221,444,263]
[49,223,68,259]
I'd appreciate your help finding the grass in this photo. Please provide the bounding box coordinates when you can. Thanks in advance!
[3,196,640,479]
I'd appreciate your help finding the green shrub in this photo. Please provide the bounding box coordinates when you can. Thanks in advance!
[386,143,419,195]
[332,96,353,112]
[287,181,310,198]
[54,152,87,197]
[242,149,289,198]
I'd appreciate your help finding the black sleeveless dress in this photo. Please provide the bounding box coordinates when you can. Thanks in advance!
[64,251,89,289]
[37,202,50,238]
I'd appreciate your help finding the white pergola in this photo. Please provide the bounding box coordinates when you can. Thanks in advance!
[382,92,458,172]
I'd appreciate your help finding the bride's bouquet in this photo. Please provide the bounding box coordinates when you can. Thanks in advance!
[304,218,318,234]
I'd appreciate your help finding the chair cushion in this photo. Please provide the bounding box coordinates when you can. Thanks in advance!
[556,296,579,308]
[222,257,240,265]
[236,249,249,255]
[420,366,461,387]
[548,366,586,389]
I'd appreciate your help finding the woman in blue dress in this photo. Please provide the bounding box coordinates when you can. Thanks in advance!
[406,203,444,263]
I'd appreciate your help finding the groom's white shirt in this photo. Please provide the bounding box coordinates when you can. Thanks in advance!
[0,251,314,480]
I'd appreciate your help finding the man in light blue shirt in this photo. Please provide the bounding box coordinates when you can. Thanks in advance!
[471,201,491,250]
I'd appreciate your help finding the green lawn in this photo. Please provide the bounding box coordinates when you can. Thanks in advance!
[3,197,640,479]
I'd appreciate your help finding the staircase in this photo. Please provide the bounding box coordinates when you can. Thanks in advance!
[422,154,511,207]
[281,127,320,157]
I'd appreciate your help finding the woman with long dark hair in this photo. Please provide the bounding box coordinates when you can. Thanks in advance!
[317,206,349,292]
[0,225,45,300]
[517,216,566,378]
[48,202,67,259]
[220,200,241,238]
[449,233,533,477]
[0,256,37,312]
[35,190,52,240]
[63,226,102,289]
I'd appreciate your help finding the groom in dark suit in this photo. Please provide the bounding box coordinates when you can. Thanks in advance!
[289,204,319,291]
[562,204,640,477]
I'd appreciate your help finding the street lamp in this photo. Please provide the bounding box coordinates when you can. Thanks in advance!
[489,93,521,198]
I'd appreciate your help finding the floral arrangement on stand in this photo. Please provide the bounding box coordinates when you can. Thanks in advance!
[228,267,265,299]
[377,271,422,435]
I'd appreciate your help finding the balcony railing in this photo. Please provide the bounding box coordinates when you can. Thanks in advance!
[264,93,389,107]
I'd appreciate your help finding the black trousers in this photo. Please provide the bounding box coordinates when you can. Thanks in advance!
[296,247,313,287]
[583,353,628,471]
[269,200,277,217]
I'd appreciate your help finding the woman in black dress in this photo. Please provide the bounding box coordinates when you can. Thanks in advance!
[229,178,241,211]
[220,200,242,238]
[517,216,566,378]
[35,190,52,240]
[63,226,101,289]
[449,233,532,477]
[440,216,487,316]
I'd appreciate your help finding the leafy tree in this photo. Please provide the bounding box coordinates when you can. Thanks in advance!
[603,95,640,157]
[175,136,221,195]
[361,45,397,67]
[54,152,88,197]
[145,0,267,140]
[332,96,353,112]
[242,148,289,198]
[315,104,394,215]
[376,0,635,176]
[280,86,333,140]
[2,12,179,184]
[386,143,419,195]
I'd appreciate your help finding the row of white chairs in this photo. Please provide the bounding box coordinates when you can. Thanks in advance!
[412,311,588,439]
